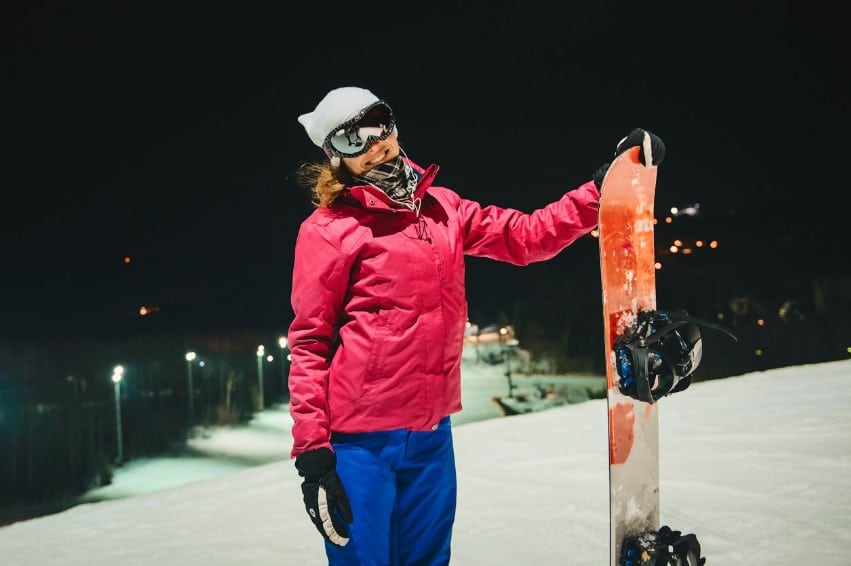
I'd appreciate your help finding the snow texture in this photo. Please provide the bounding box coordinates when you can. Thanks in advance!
[1,357,849,565]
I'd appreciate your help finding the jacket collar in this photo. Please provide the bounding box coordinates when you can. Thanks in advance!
[345,158,440,212]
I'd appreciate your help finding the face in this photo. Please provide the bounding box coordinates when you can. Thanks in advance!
[341,129,400,176]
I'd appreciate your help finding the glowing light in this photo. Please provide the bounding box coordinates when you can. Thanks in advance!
[654,262,662,270]
[665,217,672,224]
[674,239,683,246]
[670,245,679,253]
[123,256,132,264]
[278,336,288,349]
[709,240,719,248]
[266,355,274,363]
[757,319,765,326]
[185,351,197,362]
[696,240,704,247]
[670,204,701,217]
[112,365,124,383]
[755,349,763,357]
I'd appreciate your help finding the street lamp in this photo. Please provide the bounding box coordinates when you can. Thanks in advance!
[503,338,519,399]
[111,365,125,464]
[185,351,196,425]
[278,336,289,402]
[256,345,265,410]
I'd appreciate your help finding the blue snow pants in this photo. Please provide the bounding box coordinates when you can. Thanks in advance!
[325,416,456,566]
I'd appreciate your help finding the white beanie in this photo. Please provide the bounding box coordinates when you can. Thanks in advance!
[298,87,380,148]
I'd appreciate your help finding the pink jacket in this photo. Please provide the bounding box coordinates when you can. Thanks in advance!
[288,159,600,457]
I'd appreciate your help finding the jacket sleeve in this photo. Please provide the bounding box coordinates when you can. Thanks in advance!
[287,219,349,458]
[457,180,600,265]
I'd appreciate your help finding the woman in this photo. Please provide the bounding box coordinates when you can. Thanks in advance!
[288,86,663,565]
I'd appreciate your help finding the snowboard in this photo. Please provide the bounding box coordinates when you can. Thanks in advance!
[598,146,660,565]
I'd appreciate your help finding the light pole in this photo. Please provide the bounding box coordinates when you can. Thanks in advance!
[185,351,196,424]
[112,365,124,464]
[278,336,289,402]
[500,327,519,399]
[256,345,265,410]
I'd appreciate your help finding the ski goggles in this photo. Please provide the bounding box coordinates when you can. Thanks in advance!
[322,101,396,158]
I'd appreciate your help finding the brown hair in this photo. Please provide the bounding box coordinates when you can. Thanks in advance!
[294,162,354,209]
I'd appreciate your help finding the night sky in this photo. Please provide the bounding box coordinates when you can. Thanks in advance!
[4,2,848,340]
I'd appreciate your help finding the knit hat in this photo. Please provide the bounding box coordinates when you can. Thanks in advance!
[298,87,380,149]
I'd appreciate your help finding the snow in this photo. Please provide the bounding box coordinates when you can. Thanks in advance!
[1,356,850,565]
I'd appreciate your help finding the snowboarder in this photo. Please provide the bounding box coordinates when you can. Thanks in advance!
[287,85,664,564]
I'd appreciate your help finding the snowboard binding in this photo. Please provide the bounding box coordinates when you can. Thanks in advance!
[614,309,736,404]
[621,525,706,565]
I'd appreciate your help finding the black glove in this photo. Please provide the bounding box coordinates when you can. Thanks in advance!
[593,128,666,190]
[294,447,353,547]
[615,127,665,167]
[592,162,610,190]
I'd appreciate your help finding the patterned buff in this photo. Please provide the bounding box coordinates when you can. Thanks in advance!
[354,154,418,203]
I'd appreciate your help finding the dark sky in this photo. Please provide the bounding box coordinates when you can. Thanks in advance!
[3,2,848,340]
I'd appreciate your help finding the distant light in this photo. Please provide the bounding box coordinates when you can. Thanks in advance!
[112,365,124,382]
[755,349,763,357]
[756,318,765,326]
[670,203,700,217]
[139,305,160,316]
[654,262,662,270]
[681,248,693,255]
[716,313,725,320]
[674,239,683,246]
[669,245,679,253]
[185,351,197,362]
[709,240,719,248]
[199,361,206,367]
[665,217,673,224]
[123,256,132,264]
[266,354,274,363]
[256,345,265,357]
[695,240,704,247]
[278,336,288,348]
